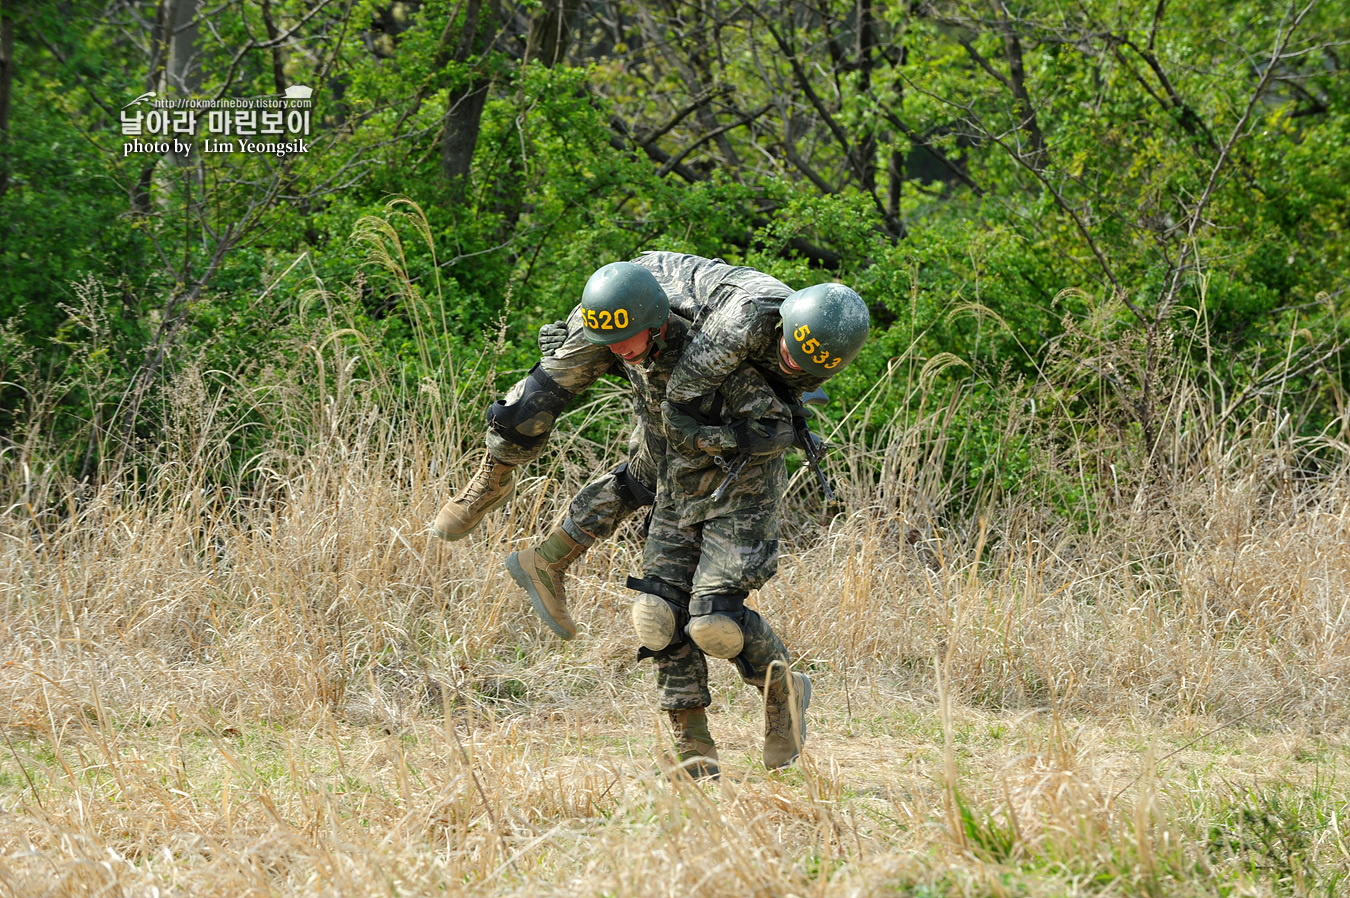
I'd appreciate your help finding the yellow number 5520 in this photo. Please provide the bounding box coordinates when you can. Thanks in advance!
[584,307,630,329]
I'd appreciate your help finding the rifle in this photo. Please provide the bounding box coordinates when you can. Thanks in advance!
[793,417,835,503]
[710,453,750,502]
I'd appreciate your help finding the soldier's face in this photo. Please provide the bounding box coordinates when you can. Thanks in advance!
[610,329,653,362]
[610,324,661,361]
[778,335,804,375]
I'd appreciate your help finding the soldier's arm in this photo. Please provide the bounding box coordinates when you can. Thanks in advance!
[487,305,617,458]
[538,305,622,390]
[662,361,794,458]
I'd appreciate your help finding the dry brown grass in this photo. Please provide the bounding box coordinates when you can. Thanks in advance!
[3,262,1350,895]
[4,378,1349,897]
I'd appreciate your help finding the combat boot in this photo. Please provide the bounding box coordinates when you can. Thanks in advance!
[506,528,587,640]
[763,671,812,769]
[433,452,515,541]
[666,707,719,779]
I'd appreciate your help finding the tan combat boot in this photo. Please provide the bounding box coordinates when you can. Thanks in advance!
[505,528,587,640]
[667,707,719,779]
[763,671,812,769]
[433,452,515,541]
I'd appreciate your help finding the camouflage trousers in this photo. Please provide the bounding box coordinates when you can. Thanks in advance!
[559,424,663,544]
[640,490,790,710]
[648,609,791,710]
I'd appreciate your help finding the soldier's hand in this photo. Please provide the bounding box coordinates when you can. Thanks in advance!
[694,425,737,454]
[537,320,568,356]
[731,419,796,456]
[664,400,729,457]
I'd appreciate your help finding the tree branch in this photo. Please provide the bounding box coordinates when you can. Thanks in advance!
[1157,0,1318,320]
[871,96,985,196]
[657,103,771,178]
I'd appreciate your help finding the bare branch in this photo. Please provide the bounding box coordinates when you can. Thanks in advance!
[657,103,771,178]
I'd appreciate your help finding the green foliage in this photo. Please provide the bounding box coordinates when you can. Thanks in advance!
[1207,780,1349,896]
[952,787,1019,864]
[1,0,1346,520]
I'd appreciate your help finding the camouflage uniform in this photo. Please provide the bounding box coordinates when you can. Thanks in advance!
[485,251,821,543]
[486,304,692,543]
[629,255,827,711]
[485,303,617,468]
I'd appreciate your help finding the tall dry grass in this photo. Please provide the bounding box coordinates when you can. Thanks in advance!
[3,227,1349,894]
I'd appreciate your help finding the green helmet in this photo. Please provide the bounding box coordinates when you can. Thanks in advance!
[580,262,670,345]
[780,283,870,376]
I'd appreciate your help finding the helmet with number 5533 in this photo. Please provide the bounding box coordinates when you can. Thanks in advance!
[780,283,870,377]
[580,262,670,345]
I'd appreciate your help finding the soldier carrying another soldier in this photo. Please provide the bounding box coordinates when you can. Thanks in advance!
[431,252,868,775]
[625,257,869,777]
[432,254,776,641]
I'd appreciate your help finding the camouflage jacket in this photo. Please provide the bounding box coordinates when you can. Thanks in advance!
[486,305,692,467]
[632,252,827,526]
[633,251,828,404]
[545,285,792,529]
[547,303,694,425]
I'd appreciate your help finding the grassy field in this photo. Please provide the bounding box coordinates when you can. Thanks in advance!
[4,349,1350,897]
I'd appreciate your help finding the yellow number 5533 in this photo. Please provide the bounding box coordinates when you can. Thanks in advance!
[792,323,842,368]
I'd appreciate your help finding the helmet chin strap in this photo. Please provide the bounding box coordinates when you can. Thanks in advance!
[626,327,666,364]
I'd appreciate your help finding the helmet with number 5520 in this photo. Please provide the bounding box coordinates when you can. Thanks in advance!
[579,262,670,345]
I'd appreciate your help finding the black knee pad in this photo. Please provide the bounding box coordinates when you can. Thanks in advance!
[687,590,748,620]
[486,363,574,449]
[612,461,656,511]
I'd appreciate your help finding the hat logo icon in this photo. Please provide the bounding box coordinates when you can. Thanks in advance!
[284,85,313,99]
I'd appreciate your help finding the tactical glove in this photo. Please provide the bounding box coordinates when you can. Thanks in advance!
[537,320,568,356]
[731,418,796,456]
[662,400,735,456]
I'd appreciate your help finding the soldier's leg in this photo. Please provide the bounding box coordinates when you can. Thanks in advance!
[565,423,660,542]
[736,608,810,768]
[653,640,711,710]
[655,642,717,778]
[648,607,716,777]
[632,491,717,775]
[683,515,779,659]
[509,425,661,640]
[435,364,572,540]
[630,484,700,651]
[687,515,811,769]
[437,316,615,540]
